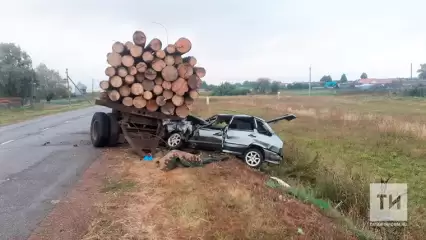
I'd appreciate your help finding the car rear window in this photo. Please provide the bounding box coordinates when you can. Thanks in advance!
[256,119,274,135]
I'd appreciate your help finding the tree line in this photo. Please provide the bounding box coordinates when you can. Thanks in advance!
[202,78,282,96]
[0,43,70,103]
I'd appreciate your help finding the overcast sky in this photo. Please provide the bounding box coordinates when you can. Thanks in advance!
[0,0,425,90]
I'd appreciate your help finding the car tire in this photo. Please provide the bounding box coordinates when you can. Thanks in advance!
[244,148,264,168]
[166,132,184,149]
[90,112,110,147]
[107,112,120,147]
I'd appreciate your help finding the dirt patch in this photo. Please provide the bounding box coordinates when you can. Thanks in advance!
[79,148,355,240]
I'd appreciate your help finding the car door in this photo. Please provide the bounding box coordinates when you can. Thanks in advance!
[222,116,256,155]
[190,115,230,150]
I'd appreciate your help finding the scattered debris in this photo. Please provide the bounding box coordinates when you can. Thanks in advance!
[42,141,50,146]
[270,176,291,188]
[50,200,60,205]
[157,150,228,171]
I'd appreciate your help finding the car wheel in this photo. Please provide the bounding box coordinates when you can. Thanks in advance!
[166,132,184,149]
[244,148,263,168]
[107,112,120,147]
[90,112,110,147]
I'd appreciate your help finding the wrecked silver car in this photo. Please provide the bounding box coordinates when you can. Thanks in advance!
[162,113,296,168]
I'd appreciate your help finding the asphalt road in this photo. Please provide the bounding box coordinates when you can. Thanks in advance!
[0,106,107,240]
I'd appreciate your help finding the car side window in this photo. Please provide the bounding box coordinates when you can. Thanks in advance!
[209,116,231,130]
[228,117,254,131]
[256,119,270,135]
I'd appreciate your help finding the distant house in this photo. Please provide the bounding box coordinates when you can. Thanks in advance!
[74,82,87,96]
[358,78,396,84]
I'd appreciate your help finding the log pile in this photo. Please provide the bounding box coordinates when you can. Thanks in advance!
[100,30,206,118]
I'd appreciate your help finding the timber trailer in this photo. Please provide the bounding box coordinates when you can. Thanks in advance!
[90,99,182,156]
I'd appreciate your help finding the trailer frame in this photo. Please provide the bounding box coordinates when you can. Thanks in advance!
[90,99,182,157]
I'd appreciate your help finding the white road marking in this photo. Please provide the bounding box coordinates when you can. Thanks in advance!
[41,127,50,131]
[0,140,15,145]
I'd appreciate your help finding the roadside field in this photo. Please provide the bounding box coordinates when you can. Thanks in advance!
[0,98,93,125]
[194,94,425,239]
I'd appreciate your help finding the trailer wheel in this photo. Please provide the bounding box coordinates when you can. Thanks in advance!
[90,112,110,147]
[107,112,120,146]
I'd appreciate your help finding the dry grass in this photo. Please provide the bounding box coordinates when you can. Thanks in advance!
[82,148,355,240]
[192,95,426,239]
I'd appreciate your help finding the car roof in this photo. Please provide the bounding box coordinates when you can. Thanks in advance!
[215,113,267,121]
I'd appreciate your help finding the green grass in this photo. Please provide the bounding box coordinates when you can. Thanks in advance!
[0,101,92,125]
[192,95,426,239]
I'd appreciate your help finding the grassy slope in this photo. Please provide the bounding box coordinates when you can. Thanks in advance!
[192,95,426,239]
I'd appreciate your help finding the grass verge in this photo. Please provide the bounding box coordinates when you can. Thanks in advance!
[0,102,92,125]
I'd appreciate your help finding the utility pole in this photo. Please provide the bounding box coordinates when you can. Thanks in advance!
[92,78,94,98]
[410,63,413,80]
[66,68,71,106]
[309,65,312,96]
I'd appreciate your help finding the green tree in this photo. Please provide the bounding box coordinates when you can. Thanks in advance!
[320,75,332,82]
[360,72,368,79]
[417,64,426,79]
[270,81,280,93]
[255,78,271,93]
[0,43,35,99]
[340,74,348,83]
[35,63,69,100]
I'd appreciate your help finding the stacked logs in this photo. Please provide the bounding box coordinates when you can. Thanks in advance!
[99,30,206,118]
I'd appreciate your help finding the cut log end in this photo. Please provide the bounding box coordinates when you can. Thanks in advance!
[155,96,167,106]
[155,50,166,59]
[142,79,155,91]
[162,89,174,99]
[161,101,175,115]
[112,41,125,54]
[122,55,135,67]
[154,77,163,85]
[142,51,154,63]
[136,62,148,73]
[133,96,147,109]
[110,76,123,88]
[119,85,131,97]
[124,75,135,85]
[108,90,120,101]
[171,77,189,96]
[147,38,162,52]
[125,41,134,50]
[161,80,172,90]
[183,56,197,67]
[146,99,159,112]
[152,59,166,72]
[131,83,144,95]
[130,45,143,57]
[143,91,153,100]
[117,67,128,77]
[153,85,163,95]
[177,63,194,79]
[172,95,184,106]
[175,105,190,118]
[133,31,147,47]
[122,97,133,107]
[135,73,145,82]
[164,55,175,66]
[174,37,192,54]
[107,52,122,67]
[174,55,183,65]
[189,90,199,99]
[194,67,206,78]
[99,80,110,90]
[128,66,137,76]
[164,44,176,54]
[188,74,201,90]
[105,66,116,77]
[161,66,178,82]
[144,68,157,81]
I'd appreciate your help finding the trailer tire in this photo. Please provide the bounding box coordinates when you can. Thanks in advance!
[90,112,110,147]
[107,112,120,146]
